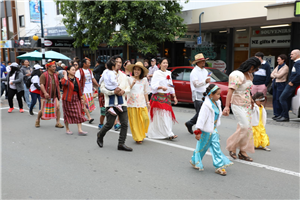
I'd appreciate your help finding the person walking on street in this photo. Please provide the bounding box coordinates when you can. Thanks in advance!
[75,58,99,123]
[97,55,133,152]
[20,60,32,108]
[61,66,88,135]
[1,61,8,99]
[0,62,24,113]
[270,54,289,120]
[127,62,150,144]
[29,64,43,115]
[190,84,233,175]
[223,57,261,162]
[35,61,64,128]
[252,92,270,151]
[277,49,300,122]
[251,52,271,106]
[185,53,210,134]
[147,57,178,140]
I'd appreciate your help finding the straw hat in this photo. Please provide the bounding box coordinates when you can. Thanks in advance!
[127,61,149,77]
[192,53,209,64]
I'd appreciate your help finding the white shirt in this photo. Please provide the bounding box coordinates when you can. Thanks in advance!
[190,66,209,101]
[30,75,40,92]
[9,73,16,89]
[75,68,94,94]
[148,65,159,85]
[100,70,130,107]
[99,69,119,90]
[151,70,175,94]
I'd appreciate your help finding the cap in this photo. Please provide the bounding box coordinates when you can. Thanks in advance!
[58,61,62,64]
[47,59,52,62]
[9,62,19,68]
[34,64,43,70]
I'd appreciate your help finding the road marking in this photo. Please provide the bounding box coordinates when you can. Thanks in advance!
[3,107,300,178]
[0,107,10,110]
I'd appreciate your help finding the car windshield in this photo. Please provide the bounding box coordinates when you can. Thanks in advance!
[206,68,228,82]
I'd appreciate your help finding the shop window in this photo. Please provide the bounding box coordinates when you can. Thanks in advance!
[8,16,14,39]
[56,2,61,15]
[171,68,184,80]
[19,15,25,27]
[183,68,192,81]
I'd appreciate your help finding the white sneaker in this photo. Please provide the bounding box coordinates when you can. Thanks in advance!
[108,107,117,116]
[115,105,123,112]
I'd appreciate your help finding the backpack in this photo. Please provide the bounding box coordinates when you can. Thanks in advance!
[25,76,32,89]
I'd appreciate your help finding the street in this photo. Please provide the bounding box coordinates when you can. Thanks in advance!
[1,97,299,199]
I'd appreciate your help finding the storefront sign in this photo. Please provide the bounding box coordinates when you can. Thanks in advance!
[206,60,226,72]
[18,37,41,48]
[43,39,74,47]
[0,40,12,48]
[252,28,291,36]
[175,33,198,41]
[251,35,290,48]
[44,26,68,36]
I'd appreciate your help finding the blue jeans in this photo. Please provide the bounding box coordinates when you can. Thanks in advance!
[0,82,5,98]
[23,83,31,107]
[279,84,297,118]
[108,94,123,107]
[272,82,286,116]
[29,92,41,111]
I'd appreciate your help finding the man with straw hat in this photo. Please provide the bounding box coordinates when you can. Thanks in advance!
[185,53,210,134]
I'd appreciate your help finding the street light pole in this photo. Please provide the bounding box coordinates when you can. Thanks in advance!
[39,0,45,67]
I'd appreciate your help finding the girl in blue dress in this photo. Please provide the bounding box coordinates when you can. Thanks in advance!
[190,84,233,176]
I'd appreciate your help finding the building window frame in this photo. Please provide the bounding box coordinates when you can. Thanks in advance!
[56,2,61,15]
[19,15,25,27]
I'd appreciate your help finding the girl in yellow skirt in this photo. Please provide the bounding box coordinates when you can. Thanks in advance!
[126,62,151,144]
[252,92,270,151]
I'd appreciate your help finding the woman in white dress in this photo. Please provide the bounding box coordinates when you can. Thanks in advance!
[147,57,178,140]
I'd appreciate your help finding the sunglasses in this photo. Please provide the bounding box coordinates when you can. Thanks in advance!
[74,64,78,66]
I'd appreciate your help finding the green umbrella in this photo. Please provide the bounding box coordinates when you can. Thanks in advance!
[45,50,71,60]
[16,50,42,61]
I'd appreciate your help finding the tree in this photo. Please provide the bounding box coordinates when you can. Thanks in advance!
[59,0,187,55]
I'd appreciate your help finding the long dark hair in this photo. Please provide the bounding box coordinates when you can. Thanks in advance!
[31,69,42,77]
[9,66,20,77]
[237,57,261,73]
[159,57,169,65]
[202,84,220,101]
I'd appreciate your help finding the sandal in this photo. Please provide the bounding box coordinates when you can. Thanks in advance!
[215,168,227,176]
[238,152,253,162]
[35,120,40,128]
[229,151,237,159]
[263,147,271,151]
[136,141,143,144]
[89,118,94,124]
[169,135,178,140]
[55,123,64,128]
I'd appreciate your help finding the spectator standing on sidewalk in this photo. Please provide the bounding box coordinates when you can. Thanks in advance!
[276,49,300,122]
[252,52,271,106]
[20,60,33,108]
[185,53,210,134]
[270,54,289,120]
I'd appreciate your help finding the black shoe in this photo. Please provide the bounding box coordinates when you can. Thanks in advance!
[117,144,133,151]
[97,136,103,148]
[29,110,34,115]
[276,116,289,122]
[185,122,193,134]
[272,115,281,120]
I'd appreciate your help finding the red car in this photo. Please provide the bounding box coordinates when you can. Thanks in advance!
[168,66,229,107]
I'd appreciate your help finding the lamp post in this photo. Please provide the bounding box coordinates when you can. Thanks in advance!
[39,0,45,67]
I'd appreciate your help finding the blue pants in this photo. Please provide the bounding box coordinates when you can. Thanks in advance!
[272,82,286,116]
[23,83,31,107]
[108,95,123,107]
[29,92,41,111]
[279,84,297,118]
[191,130,232,170]
[0,82,5,98]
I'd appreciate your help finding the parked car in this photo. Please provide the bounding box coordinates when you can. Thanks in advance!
[168,66,229,107]
[291,86,300,118]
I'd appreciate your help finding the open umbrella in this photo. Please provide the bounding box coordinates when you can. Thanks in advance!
[16,50,42,61]
[45,50,71,60]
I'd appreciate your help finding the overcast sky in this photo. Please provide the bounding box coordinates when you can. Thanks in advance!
[179,0,293,11]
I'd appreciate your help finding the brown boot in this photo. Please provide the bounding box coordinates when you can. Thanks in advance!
[35,120,40,128]
[55,122,64,128]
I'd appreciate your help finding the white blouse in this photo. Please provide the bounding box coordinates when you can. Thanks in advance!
[151,70,175,94]
[127,77,150,108]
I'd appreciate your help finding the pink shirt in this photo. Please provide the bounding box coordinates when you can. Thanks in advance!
[229,70,253,107]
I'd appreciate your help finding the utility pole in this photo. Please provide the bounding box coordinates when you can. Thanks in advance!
[39,0,45,67]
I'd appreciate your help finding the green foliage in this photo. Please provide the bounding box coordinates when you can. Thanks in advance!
[58,0,187,54]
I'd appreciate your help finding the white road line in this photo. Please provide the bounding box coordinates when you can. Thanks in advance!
[0,107,10,110]
[3,107,300,178]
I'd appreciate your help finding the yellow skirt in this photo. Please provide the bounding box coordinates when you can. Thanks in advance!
[252,122,270,148]
[128,107,150,142]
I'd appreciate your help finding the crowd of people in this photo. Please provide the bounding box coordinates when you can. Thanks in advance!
[1,49,300,177]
